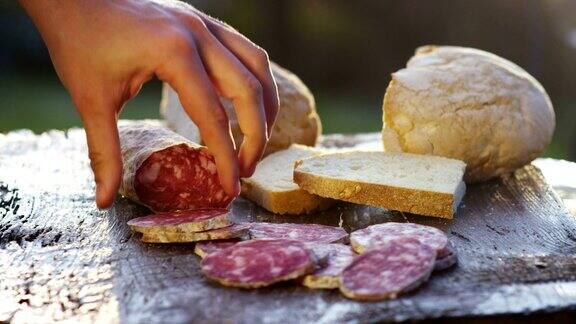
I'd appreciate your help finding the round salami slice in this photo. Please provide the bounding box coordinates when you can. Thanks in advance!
[249,222,348,244]
[302,243,355,289]
[350,222,450,257]
[128,208,231,234]
[340,237,436,301]
[118,121,233,212]
[140,223,250,243]
[194,240,240,258]
[201,239,313,288]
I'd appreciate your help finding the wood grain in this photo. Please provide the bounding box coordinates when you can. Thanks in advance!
[1,129,576,323]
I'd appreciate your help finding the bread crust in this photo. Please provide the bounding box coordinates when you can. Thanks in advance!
[241,180,335,215]
[294,166,456,219]
[382,45,555,183]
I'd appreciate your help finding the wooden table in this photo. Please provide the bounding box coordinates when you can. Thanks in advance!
[1,129,575,323]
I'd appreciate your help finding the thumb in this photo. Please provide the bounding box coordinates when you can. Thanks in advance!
[77,100,123,209]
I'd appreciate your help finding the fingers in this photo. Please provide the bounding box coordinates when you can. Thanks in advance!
[189,21,267,177]
[157,37,240,197]
[200,14,280,138]
[76,98,122,209]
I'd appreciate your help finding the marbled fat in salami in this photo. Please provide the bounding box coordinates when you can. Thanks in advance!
[127,208,231,234]
[201,239,313,288]
[140,223,250,243]
[194,240,240,258]
[350,222,450,257]
[340,237,436,301]
[249,222,348,244]
[118,121,232,212]
[302,243,355,289]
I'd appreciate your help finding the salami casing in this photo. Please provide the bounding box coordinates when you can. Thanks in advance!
[249,222,348,244]
[128,208,231,234]
[194,240,239,258]
[118,121,232,212]
[340,237,436,301]
[350,222,450,257]
[434,244,458,271]
[302,243,355,289]
[201,239,313,288]
[140,223,250,243]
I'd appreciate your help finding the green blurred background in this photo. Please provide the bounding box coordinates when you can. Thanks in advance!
[0,1,574,160]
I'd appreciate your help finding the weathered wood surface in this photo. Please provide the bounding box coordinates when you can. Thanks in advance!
[1,129,576,323]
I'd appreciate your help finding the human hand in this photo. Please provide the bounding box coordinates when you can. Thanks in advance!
[19,0,279,208]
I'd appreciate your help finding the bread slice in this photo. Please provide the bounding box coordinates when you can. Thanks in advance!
[241,144,335,214]
[293,151,466,218]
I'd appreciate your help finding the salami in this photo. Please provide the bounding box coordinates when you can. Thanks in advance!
[302,243,355,289]
[350,222,450,257]
[127,208,231,234]
[201,239,313,288]
[194,240,239,258]
[434,244,458,271]
[339,237,436,301]
[118,121,233,212]
[249,222,348,244]
[140,223,250,243]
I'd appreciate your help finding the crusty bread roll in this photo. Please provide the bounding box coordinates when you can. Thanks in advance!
[382,45,555,182]
[161,62,322,156]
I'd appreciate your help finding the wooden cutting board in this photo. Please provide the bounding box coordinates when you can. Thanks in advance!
[1,128,575,323]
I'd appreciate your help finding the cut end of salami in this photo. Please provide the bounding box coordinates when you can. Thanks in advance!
[128,208,231,234]
[350,222,450,257]
[141,223,251,243]
[201,239,313,288]
[302,243,356,289]
[340,237,436,301]
[135,144,232,212]
[250,222,348,244]
[194,240,240,258]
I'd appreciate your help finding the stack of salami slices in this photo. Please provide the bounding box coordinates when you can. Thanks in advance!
[131,219,458,300]
[127,209,250,243]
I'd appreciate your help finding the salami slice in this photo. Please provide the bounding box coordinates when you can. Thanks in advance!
[350,222,450,257]
[194,240,240,258]
[302,243,355,289]
[249,222,348,244]
[201,239,313,288]
[118,121,233,212]
[128,208,231,234]
[140,223,250,243]
[434,244,458,271]
[340,237,436,301]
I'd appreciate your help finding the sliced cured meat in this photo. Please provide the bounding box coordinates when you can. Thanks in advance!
[194,240,240,258]
[140,223,250,243]
[118,121,233,212]
[340,237,436,301]
[350,222,450,257]
[249,222,348,244]
[128,209,231,234]
[434,244,458,271]
[302,243,355,289]
[201,239,313,288]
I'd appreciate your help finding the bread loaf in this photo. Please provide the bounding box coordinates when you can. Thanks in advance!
[161,62,322,156]
[293,151,466,218]
[382,45,555,182]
